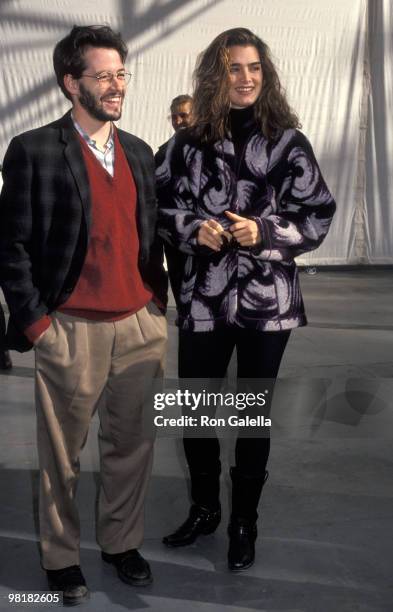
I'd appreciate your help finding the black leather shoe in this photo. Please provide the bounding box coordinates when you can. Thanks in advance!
[163,504,221,547]
[102,549,152,586]
[0,350,12,370]
[46,565,89,606]
[228,518,257,571]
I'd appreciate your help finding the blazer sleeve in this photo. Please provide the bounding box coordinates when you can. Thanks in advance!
[141,229,169,312]
[251,131,336,262]
[0,136,49,331]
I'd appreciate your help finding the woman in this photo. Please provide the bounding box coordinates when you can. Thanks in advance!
[156,28,335,571]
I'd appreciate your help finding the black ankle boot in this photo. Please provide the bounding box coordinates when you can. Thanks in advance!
[163,504,221,547]
[227,467,268,571]
[163,467,221,547]
[228,518,257,571]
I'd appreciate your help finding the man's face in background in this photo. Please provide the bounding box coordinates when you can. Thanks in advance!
[170,101,192,132]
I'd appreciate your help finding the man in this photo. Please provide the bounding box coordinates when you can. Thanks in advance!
[0,25,167,605]
[155,95,192,303]
[156,95,192,166]
[169,94,193,132]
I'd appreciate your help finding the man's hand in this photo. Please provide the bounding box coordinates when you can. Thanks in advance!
[225,211,262,247]
[197,219,232,252]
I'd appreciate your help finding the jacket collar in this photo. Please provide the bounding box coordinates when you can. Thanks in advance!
[59,110,91,232]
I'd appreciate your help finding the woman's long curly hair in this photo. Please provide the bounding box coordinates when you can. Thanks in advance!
[191,28,300,142]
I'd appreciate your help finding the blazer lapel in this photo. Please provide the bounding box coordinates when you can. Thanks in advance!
[60,113,91,233]
[117,130,144,204]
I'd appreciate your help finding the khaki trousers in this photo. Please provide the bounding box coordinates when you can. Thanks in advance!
[34,302,167,569]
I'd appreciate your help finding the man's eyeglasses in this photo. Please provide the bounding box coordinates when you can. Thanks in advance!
[81,71,132,85]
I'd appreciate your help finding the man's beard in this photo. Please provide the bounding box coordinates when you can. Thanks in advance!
[78,83,123,121]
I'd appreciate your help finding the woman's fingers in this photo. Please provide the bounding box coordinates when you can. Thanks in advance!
[197,217,260,251]
[231,221,261,246]
[231,228,251,239]
[207,219,225,232]
[197,220,224,250]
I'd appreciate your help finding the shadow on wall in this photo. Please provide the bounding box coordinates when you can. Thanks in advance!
[0,0,222,157]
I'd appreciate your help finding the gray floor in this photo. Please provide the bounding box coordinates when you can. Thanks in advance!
[0,268,392,611]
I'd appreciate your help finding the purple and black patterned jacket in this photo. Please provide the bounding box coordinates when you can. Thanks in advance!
[156,120,335,332]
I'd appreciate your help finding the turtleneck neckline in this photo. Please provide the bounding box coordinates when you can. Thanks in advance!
[229,105,257,137]
[228,105,257,165]
[229,105,255,121]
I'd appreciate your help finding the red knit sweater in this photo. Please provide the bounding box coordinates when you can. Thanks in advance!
[60,129,152,319]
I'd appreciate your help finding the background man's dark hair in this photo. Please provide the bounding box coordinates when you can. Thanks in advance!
[170,94,193,113]
[53,25,128,100]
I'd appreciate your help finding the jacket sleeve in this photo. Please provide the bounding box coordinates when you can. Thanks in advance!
[141,231,168,312]
[251,131,336,262]
[0,137,49,331]
[155,137,210,256]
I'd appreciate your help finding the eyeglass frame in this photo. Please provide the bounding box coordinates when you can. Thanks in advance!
[80,70,132,85]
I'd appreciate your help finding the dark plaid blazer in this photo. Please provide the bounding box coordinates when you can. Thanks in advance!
[0,111,167,352]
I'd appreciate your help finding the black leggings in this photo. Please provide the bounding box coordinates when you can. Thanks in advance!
[178,326,290,478]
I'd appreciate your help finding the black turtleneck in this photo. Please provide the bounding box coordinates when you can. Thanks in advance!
[229,105,258,168]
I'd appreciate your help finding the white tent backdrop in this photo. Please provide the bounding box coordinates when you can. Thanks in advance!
[0,0,391,264]
[365,0,393,263]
